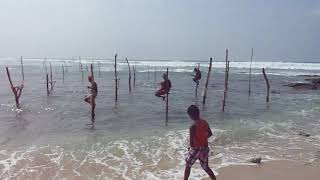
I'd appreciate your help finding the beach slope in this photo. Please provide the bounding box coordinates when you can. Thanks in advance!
[216,160,319,180]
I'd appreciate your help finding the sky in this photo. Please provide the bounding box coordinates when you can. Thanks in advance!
[0,0,319,62]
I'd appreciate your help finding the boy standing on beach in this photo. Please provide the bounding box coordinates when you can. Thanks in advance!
[184,105,216,180]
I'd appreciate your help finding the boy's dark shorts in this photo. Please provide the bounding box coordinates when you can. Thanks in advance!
[185,146,209,168]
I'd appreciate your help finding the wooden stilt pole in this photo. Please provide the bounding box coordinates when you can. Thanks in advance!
[147,65,150,80]
[125,58,132,93]
[165,68,169,126]
[154,64,157,91]
[86,64,88,72]
[222,49,229,111]
[20,56,24,81]
[114,54,118,102]
[80,63,84,81]
[64,61,68,72]
[248,48,254,95]
[133,65,136,86]
[202,58,213,106]
[226,61,230,91]
[62,64,65,82]
[46,73,49,96]
[98,61,101,77]
[262,68,270,102]
[50,62,53,90]
[6,67,23,108]
[90,64,95,121]
[195,63,200,96]
[79,56,82,71]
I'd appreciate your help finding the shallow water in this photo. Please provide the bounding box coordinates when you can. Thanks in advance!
[0,59,320,179]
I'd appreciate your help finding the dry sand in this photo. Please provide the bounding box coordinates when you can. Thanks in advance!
[216,160,320,180]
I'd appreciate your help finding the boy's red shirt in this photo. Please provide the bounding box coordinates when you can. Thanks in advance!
[191,119,210,148]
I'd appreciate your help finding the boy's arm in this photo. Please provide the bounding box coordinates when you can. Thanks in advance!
[190,125,196,148]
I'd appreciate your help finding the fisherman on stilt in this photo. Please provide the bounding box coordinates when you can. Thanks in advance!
[191,68,201,86]
[155,73,171,101]
[84,76,98,120]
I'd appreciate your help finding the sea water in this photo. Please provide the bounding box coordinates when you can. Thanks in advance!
[0,58,320,179]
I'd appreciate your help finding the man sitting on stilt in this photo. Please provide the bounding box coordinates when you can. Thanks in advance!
[191,68,201,86]
[155,73,171,101]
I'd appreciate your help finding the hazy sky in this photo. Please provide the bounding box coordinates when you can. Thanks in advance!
[0,0,319,61]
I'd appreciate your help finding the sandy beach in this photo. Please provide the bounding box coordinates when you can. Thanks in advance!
[216,160,320,180]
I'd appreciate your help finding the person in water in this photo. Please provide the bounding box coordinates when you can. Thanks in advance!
[84,76,98,119]
[184,105,216,180]
[155,73,172,101]
[192,68,201,85]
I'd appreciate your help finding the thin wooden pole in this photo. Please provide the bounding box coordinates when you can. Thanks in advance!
[20,56,24,81]
[262,68,270,102]
[6,67,14,89]
[222,49,228,111]
[114,54,118,102]
[90,64,95,120]
[50,62,53,90]
[62,64,65,82]
[98,61,101,77]
[248,48,254,95]
[133,65,136,86]
[226,61,230,91]
[195,63,200,96]
[86,64,88,72]
[202,58,213,106]
[165,68,169,126]
[125,58,132,92]
[154,64,157,91]
[147,65,150,80]
[6,67,22,108]
[79,56,82,71]
[80,63,84,81]
[64,61,68,72]
[46,73,49,96]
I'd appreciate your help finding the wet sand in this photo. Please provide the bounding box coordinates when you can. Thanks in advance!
[217,160,320,180]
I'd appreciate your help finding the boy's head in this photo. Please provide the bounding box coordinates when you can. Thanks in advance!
[187,105,200,121]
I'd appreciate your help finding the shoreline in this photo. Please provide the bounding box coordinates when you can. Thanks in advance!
[215,160,320,180]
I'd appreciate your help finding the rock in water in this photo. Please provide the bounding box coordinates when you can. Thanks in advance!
[249,157,262,164]
[298,131,311,137]
[287,83,316,89]
[287,77,320,90]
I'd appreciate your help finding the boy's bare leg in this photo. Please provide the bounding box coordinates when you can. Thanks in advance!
[204,168,216,180]
[184,166,191,180]
[201,162,216,180]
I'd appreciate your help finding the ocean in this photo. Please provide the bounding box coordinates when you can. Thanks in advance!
[0,58,320,179]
